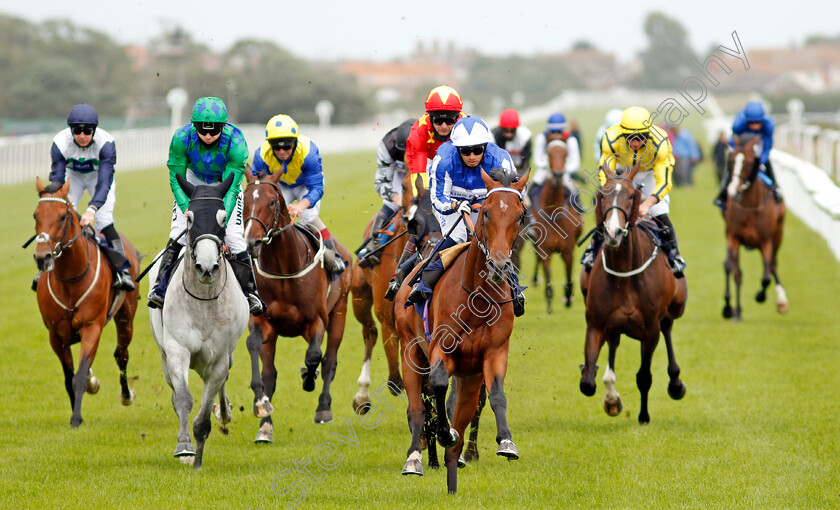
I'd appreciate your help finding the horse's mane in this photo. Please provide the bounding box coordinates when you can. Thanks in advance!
[489,167,516,187]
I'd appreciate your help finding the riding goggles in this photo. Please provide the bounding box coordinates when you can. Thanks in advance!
[71,125,95,135]
[458,144,486,156]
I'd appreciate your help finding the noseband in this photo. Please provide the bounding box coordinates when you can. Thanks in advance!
[601,176,635,239]
[244,180,296,243]
[31,197,88,258]
[475,186,524,264]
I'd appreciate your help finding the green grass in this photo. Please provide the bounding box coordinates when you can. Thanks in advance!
[2,117,840,510]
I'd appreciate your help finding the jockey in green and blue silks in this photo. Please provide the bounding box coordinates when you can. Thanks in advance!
[715,101,782,209]
[249,114,345,275]
[149,96,265,315]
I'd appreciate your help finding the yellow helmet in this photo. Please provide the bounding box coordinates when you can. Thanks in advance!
[619,106,653,135]
[265,114,299,140]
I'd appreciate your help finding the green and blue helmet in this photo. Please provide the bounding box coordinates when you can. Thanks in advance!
[191,97,228,124]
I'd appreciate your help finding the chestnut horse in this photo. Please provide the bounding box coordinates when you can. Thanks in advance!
[722,135,788,321]
[242,168,351,442]
[31,178,139,427]
[528,139,583,313]
[579,165,688,424]
[395,169,528,494]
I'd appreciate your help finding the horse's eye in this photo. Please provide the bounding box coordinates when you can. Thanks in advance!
[33,213,37,220]
[270,198,277,206]
[59,214,66,222]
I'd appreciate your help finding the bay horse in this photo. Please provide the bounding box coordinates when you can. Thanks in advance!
[528,139,583,313]
[395,169,528,494]
[722,134,788,321]
[148,173,249,468]
[243,167,351,442]
[31,177,139,427]
[579,164,688,423]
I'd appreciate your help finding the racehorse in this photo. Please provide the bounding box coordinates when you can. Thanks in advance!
[148,174,249,468]
[528,139,583,313]
[579,164,688,424]
[722,134,788,321]
[242,167,351,442]
[395,169,528,494]
[31,177,139,427]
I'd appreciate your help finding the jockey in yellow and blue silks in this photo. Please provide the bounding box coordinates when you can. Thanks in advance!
[406,116,526,316]
[714,100,782,210]
[580,106,686,278]
[148,96,265,315]
[250,114,345,275]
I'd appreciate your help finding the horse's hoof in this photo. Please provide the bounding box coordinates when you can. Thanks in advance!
[174,442,195,457]
[388,378,404,395]
[777,301,789,314]
[86,376,100,395]
[253,396,273,418]
[402,451,423,476]
[439,427,459,448]
[300,366,319,392]
[668,381,687,400]
[722,305,733,319]
[213,402,233,421]
[463,444,479,463]
[352,397,371,415]
[314,410,333,424]
[732,315,743,323]
[604,397,623,416]
[755,290,767,303]
[546,304,553,314]
[457,454,466,468]
[120,389,136,406]
[70,417,83,428]
[638,412,650,424]
[580,379,596,397]
[254,423,273,443]
[496,439,519,460]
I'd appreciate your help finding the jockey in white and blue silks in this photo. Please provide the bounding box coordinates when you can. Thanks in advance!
[407,116,526,316]
[714,100,782,210]
[46,103,135,291]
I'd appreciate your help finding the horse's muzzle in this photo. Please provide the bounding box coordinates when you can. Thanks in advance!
[485,258,511,283]
[247,239,263,259]
[195,262,219,284]
[34,253,54,272]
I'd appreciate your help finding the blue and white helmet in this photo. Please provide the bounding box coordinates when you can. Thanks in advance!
[546,112,567,132]
[450,116,492,147]
[743,101,766,122]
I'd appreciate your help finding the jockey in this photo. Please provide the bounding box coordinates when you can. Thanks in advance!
[714,100,782,210]
[385,86,465,299]
[250,113,346,276]
[357,118,415,268]
[580,106,686,278]
[491,108,532,178]
[406,116,526,316]
[43,104,135,291]
[594,109,624,160]
[148,97,265,315]
[528,112,581,206]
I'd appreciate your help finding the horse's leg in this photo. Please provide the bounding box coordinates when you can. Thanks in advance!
[484,353,518,460]
[49,332,76,415]
[193,360,230,469]
[723,240,734,319]
[580,325,605,396]
[351,280,377,412]
[255,330,278,443]
[163,343,195,458]
[732,242,743,322]
[422,382,439,470]
[401,340,428,476]
[542,254,554,314]
[562,246,575,308]
[316,301,348,424]
[463,383,486,463]
[69,324,103,427]
[636,332,661,424]
[446,375,484,494]
[302,323,325,393]
[661,316,686,400]
[755,240,773,304]
[772,210,788,313]
[603,333,622,416]
[379,314,403,394]
[112,308,136,406]
[429,359,458,448]
[212,352,235,435]
[247,318,273,419]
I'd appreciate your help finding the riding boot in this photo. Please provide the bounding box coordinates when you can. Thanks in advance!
[713,168,730,212]
[358,213,389,269]
[147,241,182,309]
[230,251,266,316]
[407,237,456,304]
[385,238,418,301]
[108,238,136,291]
[31,272,41,291]
[760,161,784,203]
[322,238,346,276]
[508,272,526,317]
[654,215,686,278]
[580,229,605,274]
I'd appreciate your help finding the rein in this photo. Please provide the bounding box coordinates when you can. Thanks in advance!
[244,180,297,243]
[597,176,659,278]
[45,240,103,313]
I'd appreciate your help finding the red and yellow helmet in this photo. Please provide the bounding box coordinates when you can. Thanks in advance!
[424,85,463,113]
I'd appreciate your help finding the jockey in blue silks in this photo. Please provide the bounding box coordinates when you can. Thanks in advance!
[714,101,782,210]
[406,116,526,317]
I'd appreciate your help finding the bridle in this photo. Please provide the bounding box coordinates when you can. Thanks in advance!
[183,196,228,301]
[31,197,89,260]
[244,180,297,243]
[600,176,635,240]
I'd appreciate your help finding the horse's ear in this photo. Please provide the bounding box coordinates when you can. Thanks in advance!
[512,170,529,193]
[176,173,195,198]
[219,173,235,197]
[36,176,45,194]
[481,170,499,191]
[733,134,740,149]
[59,180,70,197]
[244,164,256,183]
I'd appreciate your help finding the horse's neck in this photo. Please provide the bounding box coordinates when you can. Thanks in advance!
[739,178,766,208]
[460,237,511,302]
[262,222,311,273]
[602,228,652,277]
[53,232,94,281]
[540,177,564,208]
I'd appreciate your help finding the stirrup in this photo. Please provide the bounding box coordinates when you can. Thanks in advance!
[384,277,401,301]
[407,283,431,304]
[248,294,266,316]
[114,271,136,291]
[512,292,525,317]
[147,289,164,309]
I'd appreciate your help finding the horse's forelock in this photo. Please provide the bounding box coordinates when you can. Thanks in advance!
[40,182,63,195]
[489,167,515,187]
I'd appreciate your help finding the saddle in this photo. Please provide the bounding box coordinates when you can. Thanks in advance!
[92,234,131,273]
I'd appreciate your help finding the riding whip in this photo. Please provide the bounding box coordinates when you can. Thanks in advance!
[135,229,187,282]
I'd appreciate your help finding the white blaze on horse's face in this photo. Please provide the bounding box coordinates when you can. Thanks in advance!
[728,153,744,197]
[604,190,625,247]
[193,238,221,284]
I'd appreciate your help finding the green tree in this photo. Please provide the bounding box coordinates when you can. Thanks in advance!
[631,12,696,89]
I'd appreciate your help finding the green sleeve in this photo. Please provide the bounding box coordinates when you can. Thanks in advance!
[222,130,249,218]
[167,133,190,213]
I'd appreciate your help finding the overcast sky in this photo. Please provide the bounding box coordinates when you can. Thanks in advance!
[1,0,837,62]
